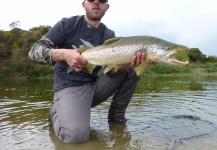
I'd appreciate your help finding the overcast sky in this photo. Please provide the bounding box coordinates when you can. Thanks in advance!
[1,0,216,56]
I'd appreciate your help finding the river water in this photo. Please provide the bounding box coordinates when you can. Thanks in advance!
[0,74,217,150]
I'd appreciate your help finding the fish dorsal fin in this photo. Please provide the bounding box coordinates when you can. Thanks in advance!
[104,37,120,45]
[80,39,94,48]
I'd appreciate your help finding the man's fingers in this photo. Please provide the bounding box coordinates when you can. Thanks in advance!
[141,52,146,63]
[79,57,87,65]
[72,65,83,72]
[131,55,137,68]
[131,52,147,68]
[136,52,142,66]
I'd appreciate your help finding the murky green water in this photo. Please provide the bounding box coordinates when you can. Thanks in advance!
[0,75,217,150]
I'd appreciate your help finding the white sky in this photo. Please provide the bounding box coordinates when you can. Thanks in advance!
[1,0,217,56]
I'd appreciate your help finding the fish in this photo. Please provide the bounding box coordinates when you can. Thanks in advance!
[68,36,189,76]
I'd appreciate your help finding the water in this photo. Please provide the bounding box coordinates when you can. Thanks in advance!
[0,75,217,150]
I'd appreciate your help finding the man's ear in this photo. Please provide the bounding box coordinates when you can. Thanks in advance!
[82,1,85,9]
[105,4,110,12]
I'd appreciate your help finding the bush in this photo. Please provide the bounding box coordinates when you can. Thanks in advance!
[9,58,28,73]
[144,63,191,74]
[27,62,53,77]
[0,43,10,60]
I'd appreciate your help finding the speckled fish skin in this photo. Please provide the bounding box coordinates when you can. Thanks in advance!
[80,36,189,75]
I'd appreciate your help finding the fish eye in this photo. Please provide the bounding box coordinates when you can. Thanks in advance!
[165,47,170,50]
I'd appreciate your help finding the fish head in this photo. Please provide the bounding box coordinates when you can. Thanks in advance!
[147,40,189,66]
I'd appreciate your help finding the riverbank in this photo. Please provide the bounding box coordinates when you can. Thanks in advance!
[1,62,217,79]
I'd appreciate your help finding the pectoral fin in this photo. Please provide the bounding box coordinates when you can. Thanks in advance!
[67,67,73,74]
[85,63,96,74]
[134,60,150,76]
[103,64,119,74]
[97,66,105,75]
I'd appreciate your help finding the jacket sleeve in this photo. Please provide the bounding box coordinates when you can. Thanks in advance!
[28,36,54,64]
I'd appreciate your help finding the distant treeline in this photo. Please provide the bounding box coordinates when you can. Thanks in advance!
[0,25,53,78]
[0,21,217,78]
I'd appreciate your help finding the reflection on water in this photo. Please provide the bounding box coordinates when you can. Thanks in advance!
[0,75,217,150]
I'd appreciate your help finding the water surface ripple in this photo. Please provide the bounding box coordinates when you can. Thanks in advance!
[0,75,217,150]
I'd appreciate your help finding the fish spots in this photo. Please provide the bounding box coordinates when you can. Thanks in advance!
[80,36,189,67]
[146,44,166,55]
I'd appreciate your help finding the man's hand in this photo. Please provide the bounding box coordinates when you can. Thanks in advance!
[131,52,158,68]
[130,52,146,68]
[52,49,87,72]
[118,52,147,70]
[64,50,87,72]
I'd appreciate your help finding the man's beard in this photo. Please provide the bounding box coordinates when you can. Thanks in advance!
[86,9,105,21]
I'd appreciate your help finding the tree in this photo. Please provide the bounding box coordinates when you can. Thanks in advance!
[9,20,20,29]
[207,56,217,62]
[187,48,207,63]
[0,43,10,60]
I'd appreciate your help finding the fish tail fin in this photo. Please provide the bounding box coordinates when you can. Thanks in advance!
[85,63,96,74]
[134,60,150,76]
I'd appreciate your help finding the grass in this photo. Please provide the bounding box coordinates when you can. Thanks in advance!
[1,61,217,79]
[143,62,217,75]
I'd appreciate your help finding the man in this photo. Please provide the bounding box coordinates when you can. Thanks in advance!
[28,0,146,143]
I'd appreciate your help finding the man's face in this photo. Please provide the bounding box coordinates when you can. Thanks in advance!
[82,0,109,21]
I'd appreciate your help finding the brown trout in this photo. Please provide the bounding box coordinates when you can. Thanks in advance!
[71,36,189,76]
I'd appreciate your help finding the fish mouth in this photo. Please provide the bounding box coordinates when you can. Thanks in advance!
[164,47,189,66]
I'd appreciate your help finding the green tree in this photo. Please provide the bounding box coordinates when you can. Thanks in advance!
[0,43,10,60]
[207,55,217,62]
[187,48,206,63]
[9,20,20,29]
